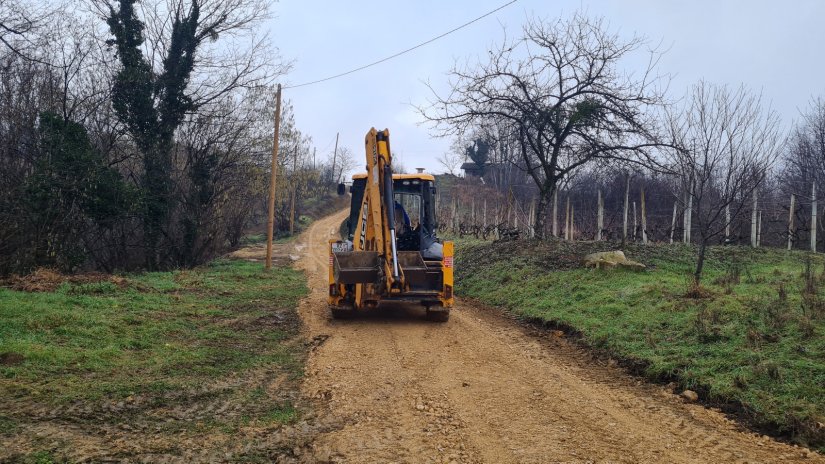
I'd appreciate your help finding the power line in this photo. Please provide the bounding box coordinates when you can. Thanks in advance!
[283,0,519,90]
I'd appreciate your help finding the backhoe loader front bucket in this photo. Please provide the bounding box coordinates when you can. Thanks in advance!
[397,251,427,286]
[333,251,380,284]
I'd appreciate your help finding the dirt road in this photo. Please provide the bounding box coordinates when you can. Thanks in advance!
[296,211,823,463]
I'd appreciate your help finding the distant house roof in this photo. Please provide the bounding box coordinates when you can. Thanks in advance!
[461,162,485,176]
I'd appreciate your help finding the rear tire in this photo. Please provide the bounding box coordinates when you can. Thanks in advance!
[426,307,450,322]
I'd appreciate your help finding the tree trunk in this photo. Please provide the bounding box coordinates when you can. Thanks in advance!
[694,239,708,286]
[534,189,550,239]
[565,196,571,241]
[552,190,558,237]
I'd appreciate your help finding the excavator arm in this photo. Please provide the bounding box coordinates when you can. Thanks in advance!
[352,128,402,291]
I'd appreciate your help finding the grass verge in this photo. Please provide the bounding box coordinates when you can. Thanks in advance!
[456,239,825,450]
[0,258,311,461]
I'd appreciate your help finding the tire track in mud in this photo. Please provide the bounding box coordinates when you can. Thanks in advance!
[296,211,823,463]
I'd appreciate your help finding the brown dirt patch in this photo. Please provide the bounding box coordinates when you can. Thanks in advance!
[0,352,24,366]
[3,268,129,292]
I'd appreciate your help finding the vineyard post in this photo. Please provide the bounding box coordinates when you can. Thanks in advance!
[812,182,818,252]
[669,201,677,244]
[757,210,762,247]
[552,190,559,237]
[788,193,795,250]
[622,174,630,244]
[451,196,457,234]
[751,190,758,247]
[596,189,604,241]
[640,187,648,244]
[570,203,575,241]
[529,199,536,238]
[725,204,731,242]
[684,190,693,244]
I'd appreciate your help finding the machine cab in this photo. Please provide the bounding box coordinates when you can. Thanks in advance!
[345,173,443,260]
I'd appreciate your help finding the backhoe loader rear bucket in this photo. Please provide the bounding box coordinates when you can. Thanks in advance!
[333,251,380,284]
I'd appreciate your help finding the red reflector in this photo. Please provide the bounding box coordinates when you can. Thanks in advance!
[443,256,453,268]
[329,254,334,266]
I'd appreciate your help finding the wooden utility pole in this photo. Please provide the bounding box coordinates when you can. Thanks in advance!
[812,182,818,252]
[265,84,283,270]
[788,193,796,251]
[596,190,604,241]
[640,187,648,244]
[331,132,339,183]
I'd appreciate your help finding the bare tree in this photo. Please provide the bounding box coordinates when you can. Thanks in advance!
[0,0,55,63]
[436,148,464,176]
[332,146,356,183]
[667,81,782,284]
[421,12,669,237]
[783,97,825,197]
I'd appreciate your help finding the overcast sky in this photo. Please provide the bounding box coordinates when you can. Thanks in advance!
[268,0,825,176]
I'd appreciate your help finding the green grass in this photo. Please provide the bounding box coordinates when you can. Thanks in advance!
[0,259,307,422]
[456,239,825,450]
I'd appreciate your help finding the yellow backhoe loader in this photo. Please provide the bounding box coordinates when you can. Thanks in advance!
[328,128,454,321]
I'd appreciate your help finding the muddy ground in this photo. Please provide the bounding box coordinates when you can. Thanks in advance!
[294,210,824,463]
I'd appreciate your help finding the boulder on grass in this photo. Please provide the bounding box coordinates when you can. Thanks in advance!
[582,250,646,271]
